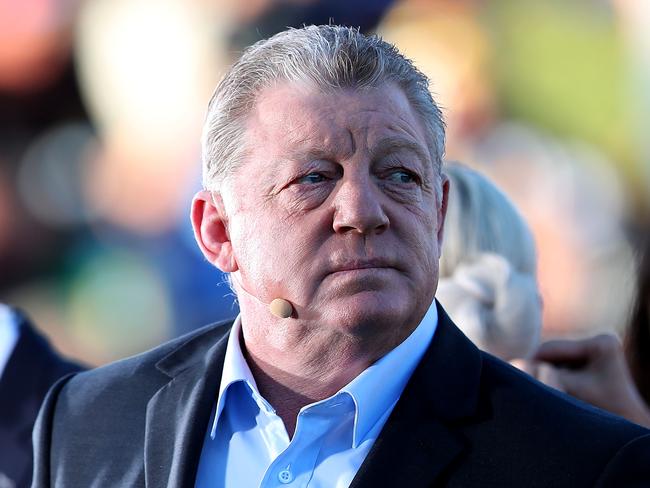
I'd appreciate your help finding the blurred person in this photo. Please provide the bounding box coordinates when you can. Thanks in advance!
[0,305,83,488]
[436,162,541,360]
[626,230,650,406]
[32,25,650,487]
[467,124,637,339]
[530,335,650,428]
[521,231,650,428]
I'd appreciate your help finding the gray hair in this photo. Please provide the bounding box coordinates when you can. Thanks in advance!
[437,162,541,360]
[440,162,537,278]
[201,24,445,191]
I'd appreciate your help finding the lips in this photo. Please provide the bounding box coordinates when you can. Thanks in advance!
[328,258,397,274]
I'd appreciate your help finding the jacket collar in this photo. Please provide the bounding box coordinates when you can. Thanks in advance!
[350,301,483,488]
[144,320,233,488]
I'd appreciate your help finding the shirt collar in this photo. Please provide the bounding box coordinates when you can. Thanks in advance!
[211,304,438,445]
[341,303,437,447]
[211,315,263,438]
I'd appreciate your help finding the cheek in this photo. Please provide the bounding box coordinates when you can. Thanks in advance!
[420,202,442,256]
[229,212,270,272]
[405,213,441,270]
[403,202,438,240]
[231,210,304,278]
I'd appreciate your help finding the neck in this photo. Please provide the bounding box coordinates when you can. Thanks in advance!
[239,315,402,435]
[235,292,423,433]
[243,351,335,436]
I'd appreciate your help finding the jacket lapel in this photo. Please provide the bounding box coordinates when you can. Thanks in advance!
[349,416,465,488]
[350,302,483,488]
[144,322,232,488]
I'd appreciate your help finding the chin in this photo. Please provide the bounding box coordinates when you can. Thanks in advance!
[321,292,413,336]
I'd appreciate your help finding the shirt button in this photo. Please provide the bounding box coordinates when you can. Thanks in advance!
[278,469,293,484]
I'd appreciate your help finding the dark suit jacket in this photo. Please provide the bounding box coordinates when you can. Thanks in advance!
[32,303,650,487]
[0,310,83,488]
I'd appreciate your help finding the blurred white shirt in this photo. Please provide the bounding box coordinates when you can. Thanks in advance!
[0,304,19,379]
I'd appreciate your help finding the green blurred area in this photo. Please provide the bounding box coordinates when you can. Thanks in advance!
[487,0,644,202]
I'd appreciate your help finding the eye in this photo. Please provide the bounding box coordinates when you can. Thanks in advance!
[387,169,418,184]
[297,172,327,184]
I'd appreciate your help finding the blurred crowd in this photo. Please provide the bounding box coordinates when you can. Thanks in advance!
[2,2,650,487]
[1,0,649,369]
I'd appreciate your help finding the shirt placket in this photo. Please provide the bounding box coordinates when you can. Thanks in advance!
[259,397,353,488]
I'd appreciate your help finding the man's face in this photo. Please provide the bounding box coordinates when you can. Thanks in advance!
[217,81,447,342]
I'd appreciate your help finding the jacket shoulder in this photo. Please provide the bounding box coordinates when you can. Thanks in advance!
[474,352,650,484]
[32,319,234,487]
[59,319,234,408]
[480,352,648,438]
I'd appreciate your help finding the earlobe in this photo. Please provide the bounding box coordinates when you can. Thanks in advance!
[191,190,238,272]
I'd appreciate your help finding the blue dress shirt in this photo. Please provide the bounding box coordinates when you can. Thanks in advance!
[195,305,438,487]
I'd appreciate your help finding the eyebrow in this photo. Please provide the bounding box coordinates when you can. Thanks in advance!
[283,147,332,163]
[370,137,430,166]
[278,142,356,169]
[278,136,430,166]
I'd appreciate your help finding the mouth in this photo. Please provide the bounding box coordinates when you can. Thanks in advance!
[328,259,398,274]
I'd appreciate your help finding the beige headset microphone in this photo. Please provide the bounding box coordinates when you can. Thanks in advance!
[232,274,294,318]
[269,298,293,319]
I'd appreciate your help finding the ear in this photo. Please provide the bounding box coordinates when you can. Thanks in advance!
[191,190,238,272]
[436,174,450,249]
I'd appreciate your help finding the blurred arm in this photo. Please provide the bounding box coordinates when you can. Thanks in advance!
[516,335,650,428]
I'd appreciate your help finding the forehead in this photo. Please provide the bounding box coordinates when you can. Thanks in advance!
[243,81,430,161]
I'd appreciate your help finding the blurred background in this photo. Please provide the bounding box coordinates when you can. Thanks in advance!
[0,0,648,366]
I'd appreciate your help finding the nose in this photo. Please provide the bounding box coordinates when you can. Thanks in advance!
[332,176,389,235]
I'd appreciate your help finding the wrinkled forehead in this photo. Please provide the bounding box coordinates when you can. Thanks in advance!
[242,81,432,165]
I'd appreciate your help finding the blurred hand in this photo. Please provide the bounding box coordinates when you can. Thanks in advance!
[512,335,650,428]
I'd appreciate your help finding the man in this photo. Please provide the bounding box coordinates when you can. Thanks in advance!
[33,25,650,487]
[0,305,83,488]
